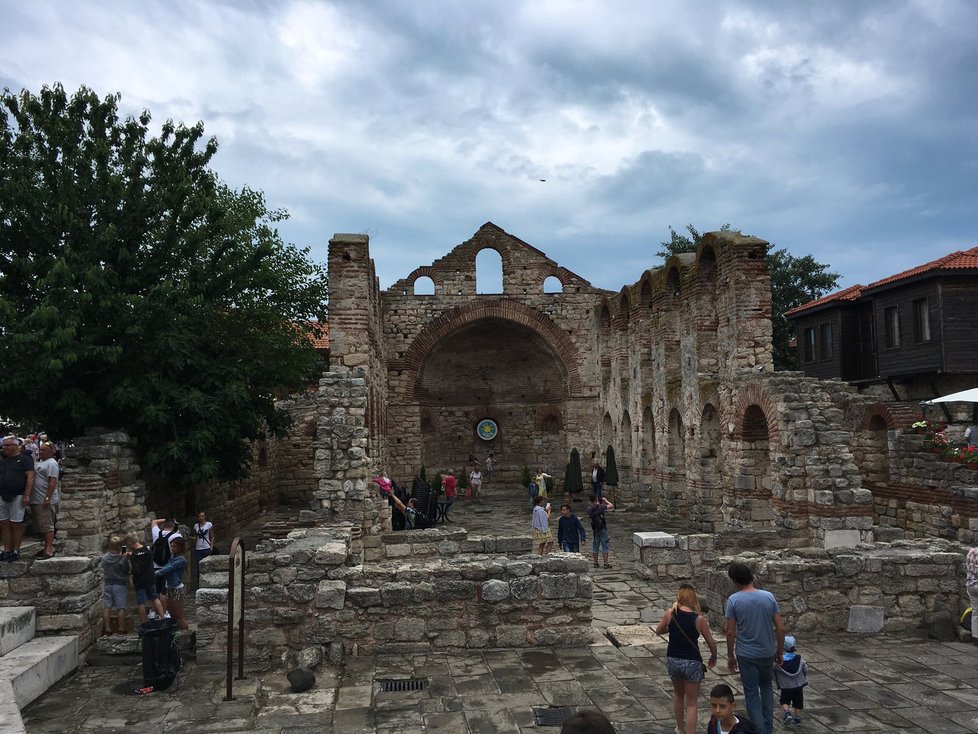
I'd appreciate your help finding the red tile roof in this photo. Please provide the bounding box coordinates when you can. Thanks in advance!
[863,245,978,292]
[785,245,978,318]
[784,284,864,317]
[303,321,329,350]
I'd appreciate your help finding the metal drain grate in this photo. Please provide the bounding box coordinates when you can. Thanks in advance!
[533,706,575,727]
[378,678,426,693]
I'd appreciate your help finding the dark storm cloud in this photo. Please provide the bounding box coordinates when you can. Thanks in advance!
[1,0,977,291]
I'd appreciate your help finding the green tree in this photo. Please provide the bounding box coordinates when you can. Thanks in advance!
[0,84,328,484]
[656,224,838,370]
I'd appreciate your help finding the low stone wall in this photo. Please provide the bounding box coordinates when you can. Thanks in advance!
[0,557,102,652]
[195,527,591,665]
[378,527,534,559]
[634,531,966,635]
[866,432,978,545]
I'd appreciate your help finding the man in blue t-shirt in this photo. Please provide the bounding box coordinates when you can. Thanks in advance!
[724,562,785,734]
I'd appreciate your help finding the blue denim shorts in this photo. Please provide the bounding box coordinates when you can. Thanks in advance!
[592,527,609,553]
[103,584,128,609]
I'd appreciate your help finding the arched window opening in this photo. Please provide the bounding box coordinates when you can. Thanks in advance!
[543,276,563,293]
[618,293,630,329]
[667,408,685,469]
[541,414,561,434]
[476,248,503,294]
[742,405,769,442]
[642,406,656,476]
[698,245,717,281]
[640,279,653,308]
[621,411,633,472]
[700,404,721,461]
[414,276,435,295]
[598,303,611,334]
[666,267,681,297]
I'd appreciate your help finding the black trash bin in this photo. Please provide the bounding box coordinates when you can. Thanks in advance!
[138,617,182,691]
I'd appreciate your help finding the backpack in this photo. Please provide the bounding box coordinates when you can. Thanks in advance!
[152,530,175,566]
[528,481,539,498]
[590,509,607,533]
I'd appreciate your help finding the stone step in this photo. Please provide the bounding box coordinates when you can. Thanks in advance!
[0,608,35,658]
[0,635,79,709]
[91,627,196,658]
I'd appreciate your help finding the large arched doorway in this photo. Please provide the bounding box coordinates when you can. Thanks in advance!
[414,317,569,481]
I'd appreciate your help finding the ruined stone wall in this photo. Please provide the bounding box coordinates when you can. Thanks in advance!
[634,532,966,635]
[58,430,150,554]
[866,432,978,544]
[323,224,924,549]
[195,527,592,664]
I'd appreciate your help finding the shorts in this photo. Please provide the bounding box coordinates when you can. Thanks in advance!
[103,584,128,609]
[591,527,609,554]
[0,497,26,523]
[167,585,185,601]
[780,687,804,709]
[31,503,56,534]
[532,528,553,544]
[135,585,159,604]
[666,656,705,683]
[561,542,580,553]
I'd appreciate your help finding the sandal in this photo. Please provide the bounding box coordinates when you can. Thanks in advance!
[101,629,113,637]
[34,550,55,560]
[133,686,154,695]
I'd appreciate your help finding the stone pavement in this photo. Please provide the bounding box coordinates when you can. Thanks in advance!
[21,488,978,732]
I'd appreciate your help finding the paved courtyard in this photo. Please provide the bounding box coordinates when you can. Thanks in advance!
[20,487,978,733]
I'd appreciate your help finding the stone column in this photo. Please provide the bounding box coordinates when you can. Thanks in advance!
[58,429,149,554]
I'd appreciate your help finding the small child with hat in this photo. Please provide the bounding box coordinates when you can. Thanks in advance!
[775,634,809,726]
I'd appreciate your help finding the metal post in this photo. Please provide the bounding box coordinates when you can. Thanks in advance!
[225,537,245,701]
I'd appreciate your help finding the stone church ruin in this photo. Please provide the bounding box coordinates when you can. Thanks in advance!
[4,223,975,693]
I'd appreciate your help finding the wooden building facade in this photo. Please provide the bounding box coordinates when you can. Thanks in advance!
[785,248,978,384]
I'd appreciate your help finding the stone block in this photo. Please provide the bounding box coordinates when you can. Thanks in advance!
[540,574,577,599]
[823,529,861,549]
[316,580,346,610]
[847,605,884,634]
[481,579,510,602]
[633,531,676,548]
[30,557,92,575]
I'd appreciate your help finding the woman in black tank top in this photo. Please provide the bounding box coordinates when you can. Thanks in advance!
[655,584,720,734]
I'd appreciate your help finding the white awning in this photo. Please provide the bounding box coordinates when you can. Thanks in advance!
[924,387,978,404]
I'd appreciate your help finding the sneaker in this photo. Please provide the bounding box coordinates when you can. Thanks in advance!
[8,550,19,562]
[148,611,158,620]
[163,612,171,619]
[0,551,9,562]
[783,711,793,725]
[794,717,802,725]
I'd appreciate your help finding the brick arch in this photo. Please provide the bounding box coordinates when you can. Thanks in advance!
[404,265,442,291]
[731,383,781,443]
[861,403,896,430]
[400,298,583,399]
[615,290,631,331]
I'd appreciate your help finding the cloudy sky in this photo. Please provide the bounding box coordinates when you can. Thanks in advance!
[2,0,976,292]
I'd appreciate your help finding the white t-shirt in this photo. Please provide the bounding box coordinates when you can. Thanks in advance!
[30,458,60,505]
[469,471,482,486]
[193,521,214,551]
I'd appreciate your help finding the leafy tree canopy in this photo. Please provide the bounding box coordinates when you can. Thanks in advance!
[0,84,328,484]
[656,224,839,370]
